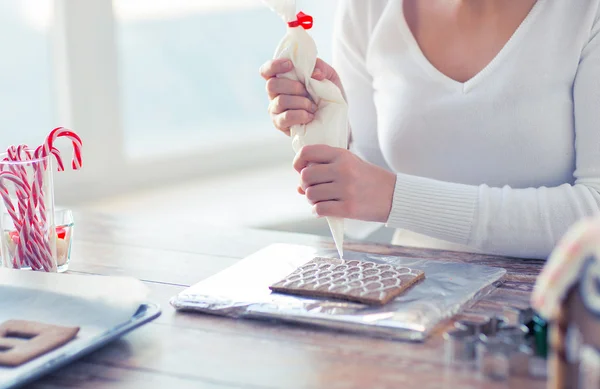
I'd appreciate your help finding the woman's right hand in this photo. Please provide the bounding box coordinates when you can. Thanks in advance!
[259,58,344,136]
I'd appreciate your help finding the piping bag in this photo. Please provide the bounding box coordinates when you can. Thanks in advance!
[263,0,349,259]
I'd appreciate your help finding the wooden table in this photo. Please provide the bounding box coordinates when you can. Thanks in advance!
[29,211,547,389]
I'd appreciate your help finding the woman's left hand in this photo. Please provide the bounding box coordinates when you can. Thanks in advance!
[294,145,396,223]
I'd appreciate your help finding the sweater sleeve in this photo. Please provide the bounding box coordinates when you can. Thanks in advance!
[387,9,600,259]
[332,0,391,170]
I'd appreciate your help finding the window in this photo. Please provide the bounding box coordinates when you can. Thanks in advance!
[114,0,338,158]
[0,0,54,151]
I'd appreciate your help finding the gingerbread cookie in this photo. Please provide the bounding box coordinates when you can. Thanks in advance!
[269,257,425,305]
[0,320,80,367]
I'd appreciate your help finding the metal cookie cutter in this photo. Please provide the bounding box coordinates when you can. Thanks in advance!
[444,313,507,365]
[496,324,529,344]
[444,310,533,380]
[455,313,508,337]
[476,333,521,381]
[443,327,479,364]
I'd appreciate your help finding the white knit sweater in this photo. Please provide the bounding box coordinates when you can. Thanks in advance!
[332,0,600,259]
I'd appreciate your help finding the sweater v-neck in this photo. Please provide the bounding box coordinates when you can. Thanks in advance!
[396,0,545,93]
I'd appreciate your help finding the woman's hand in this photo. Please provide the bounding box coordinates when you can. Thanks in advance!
[294,145,396,223]
[259,58,345,136]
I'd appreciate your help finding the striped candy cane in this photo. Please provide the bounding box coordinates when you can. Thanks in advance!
[33,146,64,221]
[0,171,23,268]
[34,129,77,243]
[0,171,34,268]
[5,146,31,220]
[44,127,82,170]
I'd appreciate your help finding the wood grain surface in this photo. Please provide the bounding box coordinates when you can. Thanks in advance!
[26,211,547,389]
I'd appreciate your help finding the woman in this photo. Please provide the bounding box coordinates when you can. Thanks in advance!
[259,0,600,259]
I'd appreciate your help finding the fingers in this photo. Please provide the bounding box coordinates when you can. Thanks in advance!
[299,164,335,190]
[305,183,340,204]
[259,58,292,80]
[312,201,348,218]
[293,145,338,172]
[266,78,308,100]
[269,95,317,115]
[273,110,314,132]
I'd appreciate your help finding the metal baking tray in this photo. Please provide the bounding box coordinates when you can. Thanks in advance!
[0,303,161,389]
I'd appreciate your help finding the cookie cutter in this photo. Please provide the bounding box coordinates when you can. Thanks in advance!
[444,308,540,381]
[495,324,529,344]
[443,327,479,364]
[444,313,508,365]
[476,334,514,381]
[455,313,508,337]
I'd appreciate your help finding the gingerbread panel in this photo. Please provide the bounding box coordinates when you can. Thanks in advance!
[0,320,80,367]
[269,257,425,305]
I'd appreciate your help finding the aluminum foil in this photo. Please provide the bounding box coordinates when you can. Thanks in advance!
[171,244,506,341]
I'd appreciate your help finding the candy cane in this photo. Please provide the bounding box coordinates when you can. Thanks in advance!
[0,174,21,229]
[44,127,82,170]
[32,146,63,224]
[32,134,70,258]
[0,171,33,268]
[0,171,23,268]
[34,145,65,172]
[4,146,31,219]
[34,130,78,270]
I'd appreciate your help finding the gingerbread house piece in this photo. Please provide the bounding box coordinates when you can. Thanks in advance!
[531,217,600,389]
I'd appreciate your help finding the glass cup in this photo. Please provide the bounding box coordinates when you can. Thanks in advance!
[54,208,74,272]
[0,153,57,272]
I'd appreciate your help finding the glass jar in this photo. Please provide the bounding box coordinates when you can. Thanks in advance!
[0,153,57,272]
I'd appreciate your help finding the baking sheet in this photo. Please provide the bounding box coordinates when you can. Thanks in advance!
[0,269,160,388]
[0,269,149,331]
[0,303,161,389]
[171,244,506,341]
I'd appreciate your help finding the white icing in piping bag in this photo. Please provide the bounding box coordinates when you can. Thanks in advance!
[263,0,348,259]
